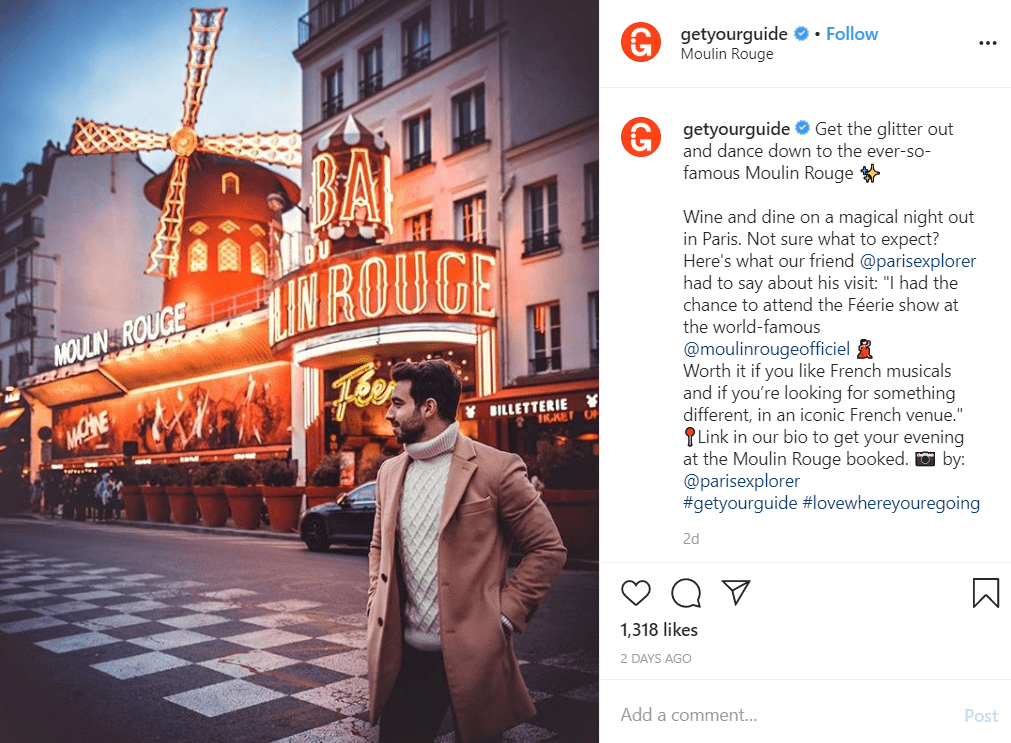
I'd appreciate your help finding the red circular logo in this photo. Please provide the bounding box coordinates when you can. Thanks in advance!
[621,22,661,62]
[621,117,660,157]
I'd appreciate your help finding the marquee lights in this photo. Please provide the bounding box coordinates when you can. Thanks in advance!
[269,245,497,349]
[307,115,394,254]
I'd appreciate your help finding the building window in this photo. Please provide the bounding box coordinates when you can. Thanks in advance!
[217,239,241,272]
[10,351,30,384]
[454,192,486,244]
[250,242,267,276]
[0,268,5,295]
[528,302,561,375]
[403,112,432,171]
[16,257,29,289]
[188,240,208,273]
[588,291,599,367]
[583,162,599,242]
[323,63,344,119]
[523,180,560,256]
[406,211,432,241]
[359,39,383,100]
[8,305,35,340]
[221,173,240,195]
[0,190,7,215]
[451,85,485,152]
[403,10,431,76]
[451,0,484,49]
[24,170,33,197]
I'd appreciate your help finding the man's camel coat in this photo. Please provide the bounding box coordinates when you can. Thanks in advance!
[367,432,566,743]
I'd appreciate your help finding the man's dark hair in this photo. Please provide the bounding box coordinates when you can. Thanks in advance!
[391,359,462,422]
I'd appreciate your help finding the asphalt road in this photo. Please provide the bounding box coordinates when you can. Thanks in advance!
[0,516,598,742]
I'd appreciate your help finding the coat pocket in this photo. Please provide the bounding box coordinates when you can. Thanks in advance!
[457,496,493,515]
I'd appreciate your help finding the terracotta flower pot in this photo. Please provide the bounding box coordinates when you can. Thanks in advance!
[140,485,170,523]
[121,485,146,521]
[305,485,343,509]
[193,486,229,527]
[224,486,263,530]
[262,486,303,533]
[165,486,198,525]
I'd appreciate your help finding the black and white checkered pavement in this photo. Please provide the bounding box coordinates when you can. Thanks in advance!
[0,548,597,742]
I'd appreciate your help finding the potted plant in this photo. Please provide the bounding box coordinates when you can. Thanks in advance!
[306,455,344,508]
[222,461,262,530]
[118,467,146,521]
[164,465,198,525]
[260,459,302,533]
[191,463,228,527]
[139,464,171,523]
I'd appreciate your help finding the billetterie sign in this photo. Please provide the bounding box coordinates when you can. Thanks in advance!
[54,302,187,368]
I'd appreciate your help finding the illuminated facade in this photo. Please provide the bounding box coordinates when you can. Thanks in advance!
[14,9,303,478]
[0,142,160,476]
[291,0,599,488]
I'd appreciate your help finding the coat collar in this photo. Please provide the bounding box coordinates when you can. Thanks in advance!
[439,433,478,533]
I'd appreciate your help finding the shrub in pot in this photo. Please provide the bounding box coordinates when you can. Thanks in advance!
[222,461,261,529]
[119,466,146,521]
[164,466,198,525]
[139,464,171,523]
[191,463,228,527]
[260,460,302,533]
[306,456,343,508]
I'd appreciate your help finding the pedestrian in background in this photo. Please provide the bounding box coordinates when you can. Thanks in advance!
[368,360,566,743]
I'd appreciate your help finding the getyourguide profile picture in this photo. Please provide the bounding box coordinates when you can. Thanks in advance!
[621,117,661,157]
[621,22,661,61]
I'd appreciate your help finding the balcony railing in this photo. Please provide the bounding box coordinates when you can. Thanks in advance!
[359,71,383,100]
[529,351,562,376]
[1,218,44,253]
[322,94,344,120]
[582,216,599,242]
[452,126,485,153]
[298,0,373,46]
[403,151,432,172]
[522,228,561,257]
[402,45,431,76]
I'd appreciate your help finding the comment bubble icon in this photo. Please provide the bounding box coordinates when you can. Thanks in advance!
[671,578,702,608]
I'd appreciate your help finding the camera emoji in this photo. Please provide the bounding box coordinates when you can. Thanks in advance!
[915,451,936,467]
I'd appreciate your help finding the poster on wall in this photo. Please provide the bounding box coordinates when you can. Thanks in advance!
[51,364,292,459]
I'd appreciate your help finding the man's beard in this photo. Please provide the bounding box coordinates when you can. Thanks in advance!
[393,413,425,444]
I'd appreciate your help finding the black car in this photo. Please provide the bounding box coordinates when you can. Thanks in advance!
[299,481,376,551]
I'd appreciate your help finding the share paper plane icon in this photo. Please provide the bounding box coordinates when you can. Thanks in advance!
[722,580,751,606]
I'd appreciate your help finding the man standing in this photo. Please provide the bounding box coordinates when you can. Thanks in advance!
[368,360,566,743]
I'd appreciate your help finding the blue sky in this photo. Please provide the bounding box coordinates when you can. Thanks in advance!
[0,0,305,185]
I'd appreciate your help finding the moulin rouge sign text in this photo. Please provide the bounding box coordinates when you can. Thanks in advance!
[269,245,498,347]
[269,138,498,350]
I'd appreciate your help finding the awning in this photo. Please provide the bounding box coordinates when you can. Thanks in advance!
[0,408,26,431]
[21,310,272,408]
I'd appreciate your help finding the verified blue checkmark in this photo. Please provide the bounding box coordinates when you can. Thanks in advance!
[795,120,810,135]
[795,26,809,41]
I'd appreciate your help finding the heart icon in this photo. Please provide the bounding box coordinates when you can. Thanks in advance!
[621,579,651,606]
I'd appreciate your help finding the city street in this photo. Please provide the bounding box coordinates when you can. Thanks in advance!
[0,516,597,742]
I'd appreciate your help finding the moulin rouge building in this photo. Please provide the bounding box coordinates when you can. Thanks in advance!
[17,4,598,558]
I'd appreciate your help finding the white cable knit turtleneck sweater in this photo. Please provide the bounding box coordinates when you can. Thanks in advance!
[398,421,458,651]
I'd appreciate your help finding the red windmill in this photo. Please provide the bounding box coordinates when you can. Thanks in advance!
[68,7,301,283]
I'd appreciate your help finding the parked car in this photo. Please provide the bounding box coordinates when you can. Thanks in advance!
[299,481,376,551]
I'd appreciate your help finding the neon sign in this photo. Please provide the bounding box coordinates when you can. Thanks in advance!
[331,362,394,422]
[309,115,393,253]
[54,302,188,368]
[269,244,497,349]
